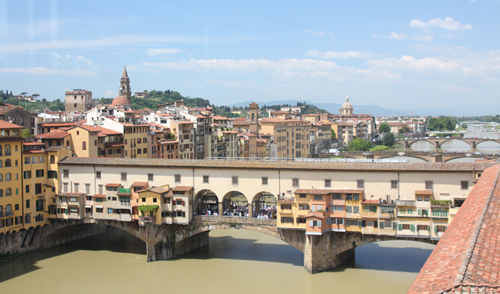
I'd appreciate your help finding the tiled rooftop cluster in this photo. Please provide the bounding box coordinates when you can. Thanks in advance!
[408,164,500,294]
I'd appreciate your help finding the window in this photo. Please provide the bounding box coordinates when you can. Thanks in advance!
[4,144,10,155]
[5,172,10,181]
[314,195,322,201]
[96,171,101,179]
[281,204,292,210]
[153,198,157,203]
[137,149,142,155]
[48,170,57,179]
[332,193,342,199]
[108,208,113,213]
[292,178,299,187]
[26,199,30,208]
[331,205,343,211]
[391,180,398,189]
[461,181,469,190]
[203,175,209,183]
[82,141,87,150]
[35,183,42,194]
[143,148,147,154]
[24,171,31,179]
[324,179,331,187]
[363,205,377,213]
[107,149,112,155]
[5,188,11,196]
[38,156,44,163]
[262,177,268,185]
[346,206,352,213]
[85,184,90,195]
[309,220,321,227]
[425,181,433,190]
[298,204,309,210]
[121,172,127,180]
[381,206,394,213]
[353,206,359,213]
[137,138,141,144]
[296,218,306,224]
[50,155,55,164]
[96,207,103,213]
[357,179,364,189]
[63,182,68,192]
[402,224,411,230]
[36,169,44,177]
[432,209,448,217]
[417,196,423,201]
[232,176,238,185]
[175,174,181,183]
[36,199,43,212]
[25,157,30,164]
[417,225,429,231]
[148,173,154,181]
[436,226,447,233]
[98,185,103,194]
[63,169,69,178]
[299,194,306,198]
[25,185,30,193]
[281,217,293,223]
[143,138,147,143]
[4,159,11,167]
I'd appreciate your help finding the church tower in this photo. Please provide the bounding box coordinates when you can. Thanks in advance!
[112,66,132,107]
[249,102,259,135]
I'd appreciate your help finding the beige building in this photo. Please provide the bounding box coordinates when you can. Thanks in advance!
[260,118,310,158]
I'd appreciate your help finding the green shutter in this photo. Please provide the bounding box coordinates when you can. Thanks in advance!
[380,222,384,229]
[434,226,438,234]
[346,206,352,213]
[358,220,362,227]
[411,224,415,232]
[398,224,402,231]
[418,209,422,216]
[393,223,397,230]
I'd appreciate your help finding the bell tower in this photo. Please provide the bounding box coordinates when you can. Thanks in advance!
[119,66,131,101]
[249,102,259,135]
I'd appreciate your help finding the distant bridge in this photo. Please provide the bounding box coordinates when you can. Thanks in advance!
[402,137,500,149]
[322,150,493,162]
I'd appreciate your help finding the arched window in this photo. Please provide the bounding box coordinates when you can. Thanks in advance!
[5,173,11,181]
[0,189,3,197]
[5,159,11,167]
[6,204,12,215]
[0,205,3,216]
[0,174,3,182]
[4,144,11,156]
[5,188,12,196]
[50,155,55,164]
[0,160,2,167]
[25,214,31,224]
[0,145,3,156]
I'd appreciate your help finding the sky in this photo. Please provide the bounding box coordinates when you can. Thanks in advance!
[1,0,499,113]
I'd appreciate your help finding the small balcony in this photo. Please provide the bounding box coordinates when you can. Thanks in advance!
[331,199,346,206]
[139,216,155,223]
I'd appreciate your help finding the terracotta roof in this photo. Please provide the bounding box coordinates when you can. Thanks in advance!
[56,192,84,197]
[105,142,125,147]
[105,183,121,187]
[131,181,148,187]
[36,131,69,139]
[39,122,80,127]
[148,187,169,194]
[408,164,500,293]
[304,214,325,219]
[93,194,106,198]
[79,125,122,136]
[415,190,433,195]
[58,158,497,173]
[0,120,23,129]
[172,186,193,192]
[361,199,379,204]
[223,130,239,134]
[112,95,130,106]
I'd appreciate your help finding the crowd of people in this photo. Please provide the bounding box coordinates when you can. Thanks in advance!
[194,202,276,219]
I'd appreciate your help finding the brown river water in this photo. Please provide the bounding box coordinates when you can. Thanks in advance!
[0,227,434,294]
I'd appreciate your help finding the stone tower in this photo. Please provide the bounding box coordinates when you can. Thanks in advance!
[112,66,132,107]
[249,102,259,135]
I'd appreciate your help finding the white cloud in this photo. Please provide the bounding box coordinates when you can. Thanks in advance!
[0,67,95,76]
[306,50,376,59]
[147,48,184,56]
[205,79,257,87]
[386,32,408,40]
[54,53,92,66]
[306,30,335,38]
[409,17,472,31]
[369,55,460,73]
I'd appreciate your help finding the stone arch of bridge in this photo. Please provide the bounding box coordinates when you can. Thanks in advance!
[475,139,500,147]
[438,138,473,148]
[193,189,220,216]
[251,191,278,219]
[406,140,435,148]
[221,190,249,217]
[377,155,429,162]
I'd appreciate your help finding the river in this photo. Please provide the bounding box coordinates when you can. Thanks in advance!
[0,227,434,294]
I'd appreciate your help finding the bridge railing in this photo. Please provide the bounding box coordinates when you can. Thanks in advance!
[194,215,277,226]
[204,156,410,163]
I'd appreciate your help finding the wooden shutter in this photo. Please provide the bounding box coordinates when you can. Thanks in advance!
[411,224,415,232]
[362,220,366,227]
[398,224,402,231]
[309,220,313,227]
[317,220,322,227]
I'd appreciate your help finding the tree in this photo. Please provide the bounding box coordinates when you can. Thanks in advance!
[32,94,40,100]
[331,129,336,139]
[399,125,410,134]
[461,123,468,129]
[346,138,372,151]
[382,132,395,147]
[379,122,390,134]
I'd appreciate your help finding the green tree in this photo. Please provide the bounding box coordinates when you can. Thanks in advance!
[379,122,390,134]
[399,125,410,134]
[21,129,31,138]
[461,123,468,129]
[382,132,395,147]
[346,138,372,151]
[331,129,336,139]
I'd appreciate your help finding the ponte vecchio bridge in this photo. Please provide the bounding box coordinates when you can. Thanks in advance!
[1,158,496,274]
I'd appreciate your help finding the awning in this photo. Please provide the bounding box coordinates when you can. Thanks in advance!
[95,206,103,208]
[85,205,92,208]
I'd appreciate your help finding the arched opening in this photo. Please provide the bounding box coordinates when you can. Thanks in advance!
[193,189,219,216]
[5,173,11,181]
[251,191,277,219]
[222,191,248,217]
[4,159,11,167]
[50,155,55,164]
[0,174,3,181]
[4,144,10,156]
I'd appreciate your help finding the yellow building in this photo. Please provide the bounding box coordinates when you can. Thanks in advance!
[0,121,23,234]
[66,125,99,158]
[260,118,310,158]
[137,185,193,225]
[122,123,150,158]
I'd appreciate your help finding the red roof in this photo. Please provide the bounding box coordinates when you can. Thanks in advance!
[172,186,193,192]
[105,183,121,187]
[0,120,23,129]
[415,190,433,195]
[36,131,69,139]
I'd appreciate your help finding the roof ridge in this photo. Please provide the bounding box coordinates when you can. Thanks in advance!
[455,165,500,286]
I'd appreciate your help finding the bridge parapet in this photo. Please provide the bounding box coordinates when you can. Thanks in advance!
[194,215,276,226]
